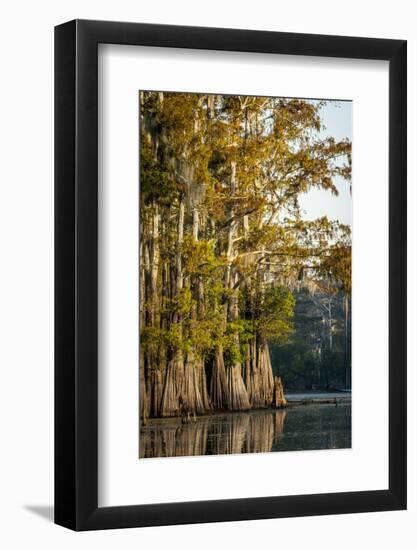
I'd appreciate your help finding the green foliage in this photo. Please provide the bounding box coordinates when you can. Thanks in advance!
[182,236,219,276]
[221,319,255,366]
[254,286,295,341]
[140,142,174,205]
[139,90,352,381]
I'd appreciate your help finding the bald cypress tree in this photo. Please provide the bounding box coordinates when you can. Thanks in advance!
[139,92,351,419]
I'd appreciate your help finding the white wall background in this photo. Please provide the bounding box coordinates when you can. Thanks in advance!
[0,0,414,548]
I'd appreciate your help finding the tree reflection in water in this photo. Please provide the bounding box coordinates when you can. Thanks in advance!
[140,410,287,458]
[140,402,351,458]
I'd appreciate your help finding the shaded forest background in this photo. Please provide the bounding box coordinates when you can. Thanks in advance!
[271,288,351,390]
[139,91,351,422]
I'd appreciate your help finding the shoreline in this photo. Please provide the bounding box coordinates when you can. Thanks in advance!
[140,396,351,427]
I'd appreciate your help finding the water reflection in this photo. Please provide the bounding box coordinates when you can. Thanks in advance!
[139,403,351,458]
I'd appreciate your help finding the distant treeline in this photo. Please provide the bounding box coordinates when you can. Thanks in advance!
[270,288,351,390]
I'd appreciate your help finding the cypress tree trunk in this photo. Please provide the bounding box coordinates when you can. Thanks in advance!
[227,362,250,410]
[272,376,287,408]
[139,347,148,425]
[198,359,211,410]
[246,337,262,407]
[140,94,165,418]
[257,335,275,406]
[210,345,229,409]
[224,161,250,411]
[175,202,211,415]
[181,350,206,415]
[139,231,149,422]
[160,198,185,416]
[142,206,164,417]
[227,276,250,410]
[245,335,275,408]
[160,351,182,417]
[148,367,163,418]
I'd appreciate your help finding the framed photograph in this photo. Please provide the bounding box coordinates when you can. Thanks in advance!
[55,19,406,530]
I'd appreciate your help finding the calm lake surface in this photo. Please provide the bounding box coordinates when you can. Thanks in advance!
[139,397,351,458]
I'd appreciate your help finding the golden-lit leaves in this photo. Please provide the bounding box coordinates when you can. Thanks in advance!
[140,91,352,357]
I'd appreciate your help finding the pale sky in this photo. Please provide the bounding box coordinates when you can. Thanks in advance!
[298,100,352,227]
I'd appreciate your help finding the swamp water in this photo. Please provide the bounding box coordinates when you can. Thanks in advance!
[139,398,351,458]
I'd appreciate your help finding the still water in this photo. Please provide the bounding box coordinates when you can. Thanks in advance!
[139,400,351,458]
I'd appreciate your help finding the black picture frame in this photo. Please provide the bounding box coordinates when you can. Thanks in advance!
[55,19,407,531]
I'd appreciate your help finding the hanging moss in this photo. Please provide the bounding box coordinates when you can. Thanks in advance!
[139,91,351,420]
